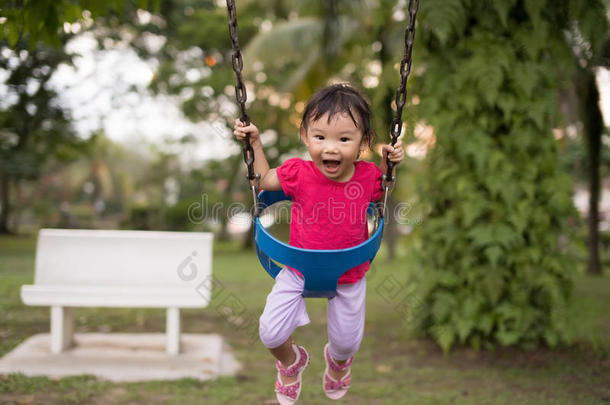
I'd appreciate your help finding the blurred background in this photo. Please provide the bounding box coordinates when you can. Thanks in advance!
[1,0,609,357]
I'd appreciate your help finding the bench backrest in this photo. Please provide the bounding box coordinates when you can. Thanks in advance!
[34,229,213,290]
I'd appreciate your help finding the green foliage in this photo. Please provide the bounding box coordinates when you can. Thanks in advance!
[0,0,159,48]
[242,16,360,92]
[411,0,603,352]
[0,40,91,181]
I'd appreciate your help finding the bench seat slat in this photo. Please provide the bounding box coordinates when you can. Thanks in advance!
[21,285,209,308]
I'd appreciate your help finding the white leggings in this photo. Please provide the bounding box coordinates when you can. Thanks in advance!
[259,267,367,361]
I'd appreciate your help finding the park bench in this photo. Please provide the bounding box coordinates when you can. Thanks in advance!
[20,228,213,356]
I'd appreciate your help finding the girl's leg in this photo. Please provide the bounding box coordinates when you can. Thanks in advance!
[270,337,296,364]
[269,337,297,384]
[327,276,367,380]
[259,268,310,385]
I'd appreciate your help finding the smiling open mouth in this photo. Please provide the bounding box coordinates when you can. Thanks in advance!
[323,159,341,172]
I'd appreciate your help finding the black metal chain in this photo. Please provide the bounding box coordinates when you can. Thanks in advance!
[381,0,419,218]
[226,0,260,210]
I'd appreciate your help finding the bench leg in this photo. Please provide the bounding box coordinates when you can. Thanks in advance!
[166,307,181,355]
[50,306,74,353]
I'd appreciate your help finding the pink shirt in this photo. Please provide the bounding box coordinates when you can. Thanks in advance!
[274,158,384,284]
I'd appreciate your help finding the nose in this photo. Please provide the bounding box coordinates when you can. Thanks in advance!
[323,140,339,154]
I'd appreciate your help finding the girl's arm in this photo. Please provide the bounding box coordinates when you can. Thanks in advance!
[233,119,282,191]
[377,140,405,200]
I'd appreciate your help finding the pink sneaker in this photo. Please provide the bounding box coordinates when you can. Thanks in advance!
[323,343,353,400]
[274,344,310,405]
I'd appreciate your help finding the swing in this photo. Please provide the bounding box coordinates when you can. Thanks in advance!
[255,189,384,297]
[225,0,419,298]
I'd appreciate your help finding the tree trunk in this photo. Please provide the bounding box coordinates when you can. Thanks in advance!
[243,220,254,249]
[218,207,230,241]
[217,155,242,242]
[385,194,399,262]
[12,178,23,234]
[379,25,400,263]
[576,68,602,275]
[0,171,12,234]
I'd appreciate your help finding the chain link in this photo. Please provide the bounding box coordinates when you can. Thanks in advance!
[226,0,260,202]
[387,0,418,171]
[380,0,419,218]
[381,0,419,218]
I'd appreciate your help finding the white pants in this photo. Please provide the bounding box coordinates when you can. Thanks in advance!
[259,267,367,361]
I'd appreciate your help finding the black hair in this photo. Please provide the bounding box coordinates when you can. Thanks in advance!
[300,83,374,150]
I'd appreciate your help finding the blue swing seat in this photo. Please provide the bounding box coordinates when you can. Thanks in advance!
[254,189,384,298]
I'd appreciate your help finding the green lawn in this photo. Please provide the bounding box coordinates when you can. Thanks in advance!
[0,234,608,404]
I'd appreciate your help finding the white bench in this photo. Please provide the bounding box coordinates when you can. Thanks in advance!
[20,229,213,356]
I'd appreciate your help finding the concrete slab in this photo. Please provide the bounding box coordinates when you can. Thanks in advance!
[0,333,241,382]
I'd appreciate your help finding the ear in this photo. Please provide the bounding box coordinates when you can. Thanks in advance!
[299,126,309,147]
[357,144,365,159]
[359,131,371,152]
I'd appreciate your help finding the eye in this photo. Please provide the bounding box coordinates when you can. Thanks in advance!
[340,137,350,142]
[314,135,324,140]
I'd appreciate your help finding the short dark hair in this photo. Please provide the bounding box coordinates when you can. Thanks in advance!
[300,83,374,150]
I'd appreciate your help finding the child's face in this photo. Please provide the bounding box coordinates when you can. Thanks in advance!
[300,112,365,182]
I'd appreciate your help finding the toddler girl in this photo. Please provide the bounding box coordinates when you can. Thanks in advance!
[233,83,404,404]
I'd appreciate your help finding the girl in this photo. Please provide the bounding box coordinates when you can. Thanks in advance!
[233,83,404,404]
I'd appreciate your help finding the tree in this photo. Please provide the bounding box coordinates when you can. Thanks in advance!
[411,0,595,351]
[0,40,92,233]
[0,1,162,233]
[117,0,319,244]
[564,1,609,275]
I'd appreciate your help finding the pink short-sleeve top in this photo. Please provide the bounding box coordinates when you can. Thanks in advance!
[274,158,384,284]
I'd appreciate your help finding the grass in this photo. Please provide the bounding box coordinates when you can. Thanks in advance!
[0,233,609,404]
